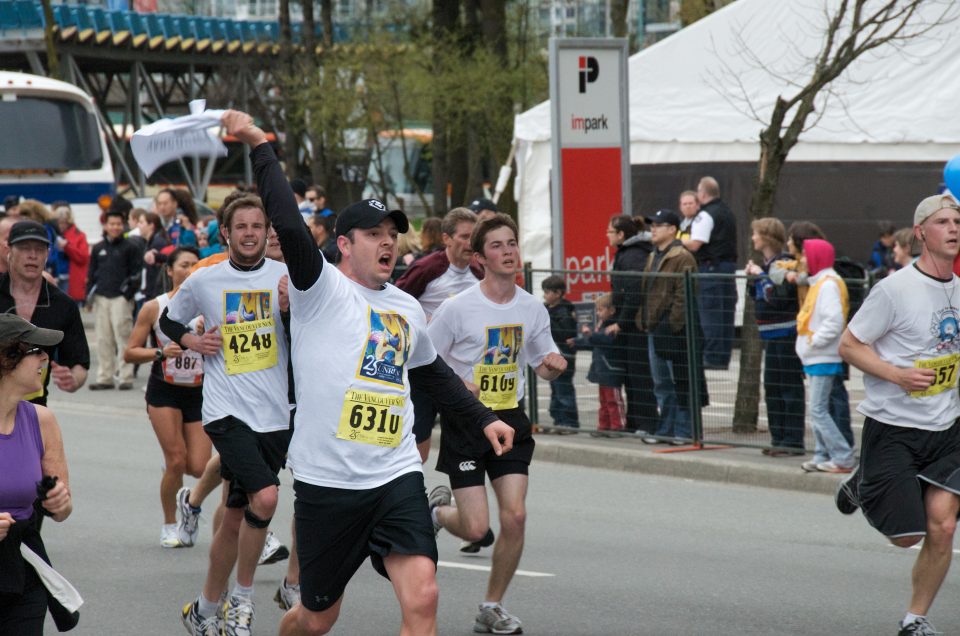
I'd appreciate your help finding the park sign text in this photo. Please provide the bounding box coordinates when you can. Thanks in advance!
[549,38,630,301]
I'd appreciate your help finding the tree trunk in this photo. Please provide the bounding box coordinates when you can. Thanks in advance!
[302,0,316,55]
[320,0,334,47]
[731,119,788,431]
[478,0,506,61]
[610,0,629,39]
[40,0,58,78]
[278,0,298,178]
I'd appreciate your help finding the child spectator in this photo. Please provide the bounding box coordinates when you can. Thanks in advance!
[542,275,579,432]
[869,221,897,279]
[573,294,625,437]
[892,227,919,268]
[795,239,854,473]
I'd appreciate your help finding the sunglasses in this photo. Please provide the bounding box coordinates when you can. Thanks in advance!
[22,346,43,357]
[5,343,43,360]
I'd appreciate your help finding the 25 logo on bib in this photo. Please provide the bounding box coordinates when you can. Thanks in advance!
[356,308,411,386]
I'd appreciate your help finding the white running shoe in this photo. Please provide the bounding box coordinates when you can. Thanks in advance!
[222,594,254,636]
[180,600,219,636]
[428,485,452,536]
[176,487,201,547]
[258,531,290,565]
[161,524,184,549]
[274,577,301,610]
[474,603,523,634]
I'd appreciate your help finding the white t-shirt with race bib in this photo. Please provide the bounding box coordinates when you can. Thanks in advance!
[165,259,290,432]
[848,264,960,431]
[427,283,557,411]
[286,264,437,490]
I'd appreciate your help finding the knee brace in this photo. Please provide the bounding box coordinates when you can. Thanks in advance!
[244,507,272,529]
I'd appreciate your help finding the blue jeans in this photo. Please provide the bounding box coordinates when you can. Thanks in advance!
[648,334,690,438]
[830,374,854,447]
[549,370,579,427]
[763,337,805,450]
[697,261,737,368]
[808,374,854,466]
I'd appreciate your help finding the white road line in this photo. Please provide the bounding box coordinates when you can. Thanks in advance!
[437,560,555,577]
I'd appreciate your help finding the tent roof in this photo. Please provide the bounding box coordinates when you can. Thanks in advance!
[514,0,960,152]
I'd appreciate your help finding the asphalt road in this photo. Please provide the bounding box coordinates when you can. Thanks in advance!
[38,389,960,636]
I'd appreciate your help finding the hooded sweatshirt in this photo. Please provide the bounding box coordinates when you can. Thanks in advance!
[795,239,848,367]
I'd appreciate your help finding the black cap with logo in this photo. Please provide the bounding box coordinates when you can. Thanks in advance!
[8,221,51,246]
[645,209,682,228]
[335,199,409,238]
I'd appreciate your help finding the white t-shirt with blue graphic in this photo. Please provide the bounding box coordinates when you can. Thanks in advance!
[849,264,960,431]
[286,263,436,489]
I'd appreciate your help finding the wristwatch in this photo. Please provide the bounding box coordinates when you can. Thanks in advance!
[155,348,164,361]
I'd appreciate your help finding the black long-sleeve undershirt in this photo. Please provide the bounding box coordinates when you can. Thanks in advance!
[250,142,321,291]
[409,356,499,432]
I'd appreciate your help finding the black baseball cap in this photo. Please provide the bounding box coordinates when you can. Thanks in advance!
[0,313,62,346]
[335,199,409,237]
[289,178,307,198]
[3,195,19,211]
[8,221,51,246]
[646,209,682,228]
[468,198,498,213]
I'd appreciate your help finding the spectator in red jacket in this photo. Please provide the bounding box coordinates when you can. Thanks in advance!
[53,204,89,304]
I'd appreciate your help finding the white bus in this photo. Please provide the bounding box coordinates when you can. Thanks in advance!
[0,71,114,239]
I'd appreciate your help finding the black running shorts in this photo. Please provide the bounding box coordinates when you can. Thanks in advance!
[436,407,535,490]
[203,415,291,509]
[294,471,437,612]
[145,375,203,423]
[859,416,960,538]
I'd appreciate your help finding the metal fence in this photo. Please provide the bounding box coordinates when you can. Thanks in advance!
[523,266,871,453]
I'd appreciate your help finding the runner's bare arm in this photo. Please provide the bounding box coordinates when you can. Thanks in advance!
[839,328,935,392]
[534,351,567,382]
[223,110,322,291]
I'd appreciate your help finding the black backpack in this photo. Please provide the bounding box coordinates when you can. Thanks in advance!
[833,257,870,320]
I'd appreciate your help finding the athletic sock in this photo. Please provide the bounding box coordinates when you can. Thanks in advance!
[163,523,177,533]
[197,595,220,618]
[430,507,440,527]
[903,613,925,626]
[232,583,254,600]
[480,602,500,610]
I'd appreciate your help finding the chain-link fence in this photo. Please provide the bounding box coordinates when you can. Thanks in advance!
[524,266,871,452]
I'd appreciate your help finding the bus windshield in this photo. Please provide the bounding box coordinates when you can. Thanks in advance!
[0,96,103,171]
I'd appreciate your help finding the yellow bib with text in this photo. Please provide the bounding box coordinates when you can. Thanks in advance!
[474,363,519,410]
[910,353,960,398]
[336,389,404,447]
[221,318,277,375]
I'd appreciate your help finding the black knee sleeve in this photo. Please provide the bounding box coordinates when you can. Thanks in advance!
[244,507,272,529]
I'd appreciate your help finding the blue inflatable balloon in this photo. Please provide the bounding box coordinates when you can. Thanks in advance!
[944,154,960,198]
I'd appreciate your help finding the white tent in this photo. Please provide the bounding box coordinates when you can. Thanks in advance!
[513,0,960,268]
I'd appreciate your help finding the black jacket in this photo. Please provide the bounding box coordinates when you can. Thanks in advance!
[611,233,653,330]
[546,298,577,371]
[697,198,738,264]
[87,235,142,299]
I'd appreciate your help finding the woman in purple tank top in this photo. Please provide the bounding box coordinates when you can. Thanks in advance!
[0,314,74,634]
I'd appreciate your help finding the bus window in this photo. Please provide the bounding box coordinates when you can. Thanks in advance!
[0,97,104,171]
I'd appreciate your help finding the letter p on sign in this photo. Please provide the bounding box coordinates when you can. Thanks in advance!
[578,56,599,93]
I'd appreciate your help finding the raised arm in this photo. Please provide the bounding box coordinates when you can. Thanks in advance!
[222,110,322,291]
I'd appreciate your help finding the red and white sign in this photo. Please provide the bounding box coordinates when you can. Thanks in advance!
[550,40,630,301]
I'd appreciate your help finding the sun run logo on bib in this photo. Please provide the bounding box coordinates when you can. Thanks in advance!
[357,308,411,386]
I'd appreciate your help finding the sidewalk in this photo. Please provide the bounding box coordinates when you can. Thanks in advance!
[78,312,847,496]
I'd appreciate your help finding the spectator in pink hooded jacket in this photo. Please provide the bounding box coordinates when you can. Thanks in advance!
[795,239,855,474]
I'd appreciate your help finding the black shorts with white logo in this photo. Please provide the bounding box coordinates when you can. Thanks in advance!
[859,416,960,538]
[436,406,535,489]
[203,415,290,509]
[294,471,437,612]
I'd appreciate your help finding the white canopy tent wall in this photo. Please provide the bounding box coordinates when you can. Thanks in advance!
[514,0,960,268]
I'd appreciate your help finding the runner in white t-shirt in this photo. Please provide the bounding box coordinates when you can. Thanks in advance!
[428,213,567,635]
[837,194,960,636]
[394,207,482,463]
[160,194,290,636]
[222,109,515,636]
